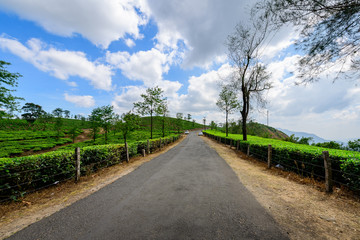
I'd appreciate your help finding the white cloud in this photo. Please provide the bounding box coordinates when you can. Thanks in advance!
[149,0,252,68]
[106,48,169,86]
[260,26,298,61]
[170,63,233,115]
[0,36,113,90]
[64,93,95,108]
[125,38,136,48]
[260,55,360,140]
[106,48,183,96]
[112,86,146,113]
[147,0,295,69]
[0,0,150,48]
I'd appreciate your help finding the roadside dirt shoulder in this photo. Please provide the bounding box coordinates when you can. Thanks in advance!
[202,136,360,240]
[0,136,186,240]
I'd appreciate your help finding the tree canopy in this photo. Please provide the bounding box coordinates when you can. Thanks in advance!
[90,105,115,143]
[216,86,239,137]
[119,111,140,143]
[134,86,164,139]
[0,60,24,118]
[258,0,360,83]
[21,102,45,123]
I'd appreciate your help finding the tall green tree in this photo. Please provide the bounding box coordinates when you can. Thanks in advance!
[158,100,169,137]
[100,105,115,143]
[134,86,164,139]
[54,117,63,139]
[119,111,140,143]
[52,108,63,118]
[210,121,217,131]
[347,139,360,152]
[64,110,70,119]
[21,102,45,124]
[258,0,360,83]
[175,113,183,133]
[0,61,24,118]
[216,86,239,137]
[90,105,115,143]
[69,126,81,143]
[89,108,102,142]
[227,17,272,141]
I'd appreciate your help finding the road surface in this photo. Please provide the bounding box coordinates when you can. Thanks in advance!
[7,132,288,240]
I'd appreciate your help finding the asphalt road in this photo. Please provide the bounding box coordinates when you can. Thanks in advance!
[7,132,288,240]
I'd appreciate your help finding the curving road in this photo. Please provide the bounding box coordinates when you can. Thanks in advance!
[7,131,288,240]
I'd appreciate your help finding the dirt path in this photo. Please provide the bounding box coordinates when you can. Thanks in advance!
[15,129,93,157]
[0,136,186,239]
[202,136,360,240]
[73,129,92,143]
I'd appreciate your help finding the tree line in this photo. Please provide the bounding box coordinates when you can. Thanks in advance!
[0,62,198,145]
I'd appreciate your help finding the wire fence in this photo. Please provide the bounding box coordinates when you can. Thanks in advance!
[204,132,360,194]
[0,135,181,203]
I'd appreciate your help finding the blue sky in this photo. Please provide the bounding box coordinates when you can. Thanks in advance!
[0,0,359,141]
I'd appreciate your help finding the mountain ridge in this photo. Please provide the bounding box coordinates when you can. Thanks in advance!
[277,128,329,144]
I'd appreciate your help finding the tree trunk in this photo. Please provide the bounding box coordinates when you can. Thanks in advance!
[226,110,228,137]
[162,116,165,137]
[150,110,153,139]
[242,116,247,141]
[241,94,250,141]
[105,127,108,143]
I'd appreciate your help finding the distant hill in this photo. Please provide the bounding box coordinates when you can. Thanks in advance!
[247,122,288,139]
[223,121,288,140]
[277,128,328,144]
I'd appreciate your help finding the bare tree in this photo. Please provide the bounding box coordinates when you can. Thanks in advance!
[216,85,239,137]
[227,19,272,141]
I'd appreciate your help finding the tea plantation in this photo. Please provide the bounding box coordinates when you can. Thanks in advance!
[204,130,360,192]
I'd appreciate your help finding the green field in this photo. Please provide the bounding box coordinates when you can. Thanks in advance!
[205,130,360,160]
[204,130,360,191]
[0,117,203,158]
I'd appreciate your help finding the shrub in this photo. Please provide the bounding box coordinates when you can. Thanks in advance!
[204,130,360,192]
[0,134,181,201]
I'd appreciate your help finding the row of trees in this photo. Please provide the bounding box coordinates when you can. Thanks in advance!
[20,103,73,123]
[0,60,196,144]
[87,86,198,145]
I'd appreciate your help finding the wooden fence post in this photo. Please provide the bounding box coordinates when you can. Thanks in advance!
[142,149,146,157]
[247,145,250,156]
[125,142,129,163]
[147,139,150,154]
[323,151,333,193]
[75,147,80,183]
[267,145,272,169]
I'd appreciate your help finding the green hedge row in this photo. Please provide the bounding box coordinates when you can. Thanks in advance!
[0,135,181,201]
[204,130,360,192]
